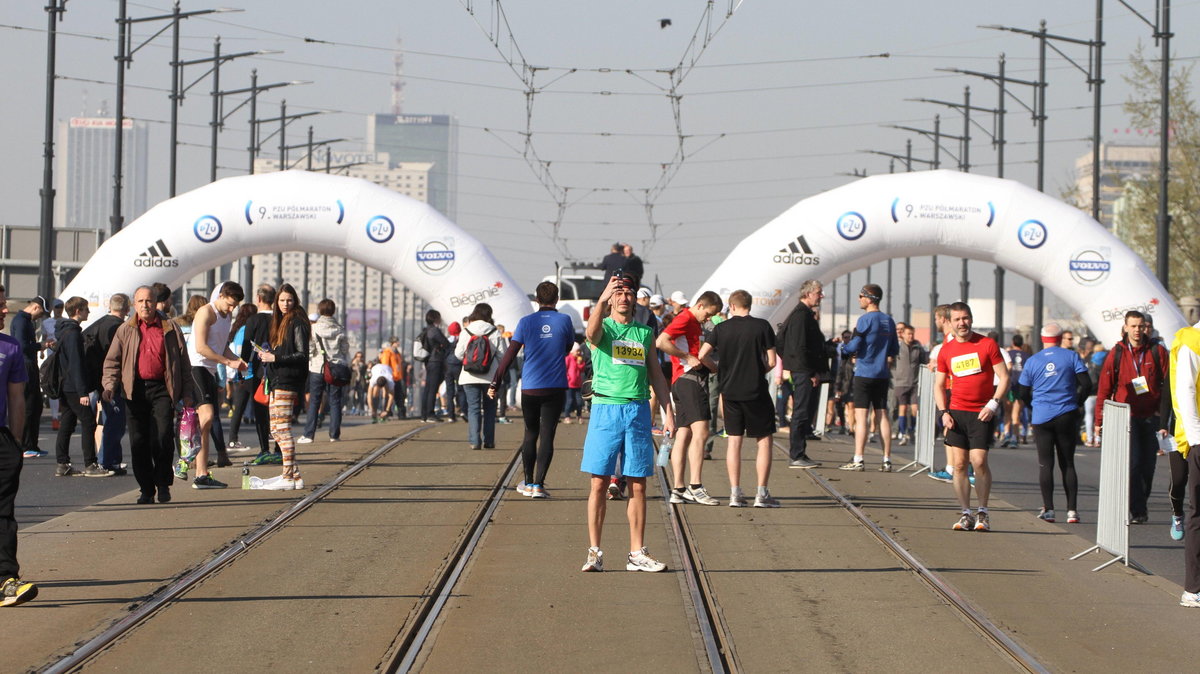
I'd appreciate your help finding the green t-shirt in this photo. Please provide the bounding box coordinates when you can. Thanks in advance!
[590,317,653,402]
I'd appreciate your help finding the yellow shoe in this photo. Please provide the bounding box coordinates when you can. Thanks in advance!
[1,577,38,607]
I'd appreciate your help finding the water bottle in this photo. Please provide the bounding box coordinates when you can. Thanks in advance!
[656,432,672,467]
[241,467,251,489]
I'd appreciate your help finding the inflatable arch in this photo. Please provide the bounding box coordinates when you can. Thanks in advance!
[696,170,1184,346]
[60,170,531,330]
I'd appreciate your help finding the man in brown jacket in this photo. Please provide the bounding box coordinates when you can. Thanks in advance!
[102,286,194,504]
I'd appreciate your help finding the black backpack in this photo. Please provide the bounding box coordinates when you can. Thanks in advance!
[39,350,62,399]
[461,326,496,374]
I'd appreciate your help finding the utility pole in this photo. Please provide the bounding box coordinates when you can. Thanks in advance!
[38,0,67,300]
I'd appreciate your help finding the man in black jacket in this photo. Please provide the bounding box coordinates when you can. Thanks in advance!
[9,297,46,458]
[53,297,110,477]
[779,280,827,468]
[238,285,277,463]
[601,242,626,286]
[84,294,130,473]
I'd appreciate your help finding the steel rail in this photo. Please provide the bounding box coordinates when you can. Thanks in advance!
[777,442,1049,674]
[44,425,429,674]
[656,467,741,674]
[386,446,523,673]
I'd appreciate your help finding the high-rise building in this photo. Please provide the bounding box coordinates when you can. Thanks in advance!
[55,117,149,231]
[1072,141,1157,228]
[368,114,458,221]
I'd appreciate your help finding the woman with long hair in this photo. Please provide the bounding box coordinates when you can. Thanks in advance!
[256,283,311,489]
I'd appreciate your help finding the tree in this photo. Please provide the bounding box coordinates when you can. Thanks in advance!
[1117,44,1200,296]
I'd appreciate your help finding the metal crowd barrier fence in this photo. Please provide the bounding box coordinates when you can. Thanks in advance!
[903,367,936,475]
[1071,400,1140,572]
[813,382,830,436]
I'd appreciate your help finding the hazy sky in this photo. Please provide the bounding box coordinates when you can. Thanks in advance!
[3,1,1198,319]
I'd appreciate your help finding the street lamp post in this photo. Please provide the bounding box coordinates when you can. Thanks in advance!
[38,0,67,300]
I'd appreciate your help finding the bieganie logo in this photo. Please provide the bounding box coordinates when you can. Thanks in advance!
[450,282,504,308]
[1102,297,1159,322]
[135,239,179,268]
[773,235,820,265]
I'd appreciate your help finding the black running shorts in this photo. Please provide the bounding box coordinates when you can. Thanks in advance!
[944,409,994,450]
[851,376,889,410]
[894,386,917,406]
[723,392,776,439]
[190,366,219,408]
[672,375,711,427]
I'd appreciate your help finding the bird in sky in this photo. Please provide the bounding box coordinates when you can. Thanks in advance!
[659,18,672,29]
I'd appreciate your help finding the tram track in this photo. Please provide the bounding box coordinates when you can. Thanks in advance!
[40,425,526,674]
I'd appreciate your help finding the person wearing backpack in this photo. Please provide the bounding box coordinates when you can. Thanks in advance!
[418,310,451,422]
[456,303,507,450]
[300,299,349,443]
[52,297,111,478]
[1094,310,1171,524]
[10,297,47,459]
[84,294,130,474]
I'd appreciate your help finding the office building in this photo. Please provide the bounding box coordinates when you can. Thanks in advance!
[1073,140,1157,228]
[368,113,458,221]
[55,117,149,231]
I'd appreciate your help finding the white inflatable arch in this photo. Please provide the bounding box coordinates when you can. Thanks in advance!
[61,170,531,329]
[697,170,1184,346]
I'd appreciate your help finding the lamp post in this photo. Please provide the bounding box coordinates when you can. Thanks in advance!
[38,0,67,300]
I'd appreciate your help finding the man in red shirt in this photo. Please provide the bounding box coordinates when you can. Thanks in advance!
[656,291,723,506]
[933,302,1009,532]
[1094,310,1170,523]
[102,286,195,505]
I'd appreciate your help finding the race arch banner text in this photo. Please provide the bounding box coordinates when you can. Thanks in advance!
[694,169,1185,347]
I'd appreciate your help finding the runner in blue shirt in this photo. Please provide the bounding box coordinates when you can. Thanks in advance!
[0,284,38,606]
[1016,323,1091,525]
[840,284,899,471]
[490,282,575,498]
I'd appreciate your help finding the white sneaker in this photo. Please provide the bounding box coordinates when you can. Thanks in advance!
[296,436,313,445]
[254,474,304,490]
[685,486,720,506]
[626,547,667,572]
[1182,591,1200,608]
[729,493,749,508]
[753,492,781,508]
[515,481,532,497]
[582,547,604,572]
[669,489,686,504]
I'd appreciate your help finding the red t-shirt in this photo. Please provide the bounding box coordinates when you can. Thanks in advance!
[937,332,1003,412]
[663,310,703,383]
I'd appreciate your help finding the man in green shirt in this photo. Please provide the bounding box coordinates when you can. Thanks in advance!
[580,273,675,573]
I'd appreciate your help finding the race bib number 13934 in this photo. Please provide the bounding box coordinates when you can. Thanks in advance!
[612,340,646,367]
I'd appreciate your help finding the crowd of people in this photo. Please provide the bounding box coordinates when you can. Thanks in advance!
[3,268,1200,604]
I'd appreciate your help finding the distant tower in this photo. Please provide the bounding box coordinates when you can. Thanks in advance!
[391,37,405,115]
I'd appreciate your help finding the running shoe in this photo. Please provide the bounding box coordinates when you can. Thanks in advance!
[582,547,604,572]
[295,436,313,444]
[1067,511,1080,524]
[530,485,549,499]
[1038,508,1056,523]
[515,481,532,497]
[952,513,976,531]
[22,449,46,458]
[685,486,719,506]
[838,461,864,471]
[54,463,73,477]
[879,460,893,473]
[968,475,976,487]
[626,548,667,572]
[897,433,910,446]
[669,489,687,504]
[1131,514,1149,525]
[226,441,253,453]
[80,463,114,478]
[249,453,282,466]
[607,481,623,500]
[974,511,991,532]
[0,577,38,607]
[928,470,953,483]
[753,493,781,508]
[868,432,877,444]
[192,474,228,489]
[728,493,749,508]
[1181,591,1200,608]
[256,475,304,491]
[789,456,819,469]
[173,459,188,480]
[135,491,154,505]
[157,486,171,503]
[1173,516,1185,541]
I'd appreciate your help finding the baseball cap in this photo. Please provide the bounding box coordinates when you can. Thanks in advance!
[30,296,47,311]
[670,291,688,305]
[636,287,651,299]
[53,298,64,308]
[649,294,664,307]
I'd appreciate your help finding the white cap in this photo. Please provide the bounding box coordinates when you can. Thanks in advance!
[637,287,652,299]
[649,294,665,307]
[670,291,688,305]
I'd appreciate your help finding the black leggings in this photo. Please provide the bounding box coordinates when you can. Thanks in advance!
[1033,411,1079,512]
[521,390,566,486]
[1170,449,1189,518]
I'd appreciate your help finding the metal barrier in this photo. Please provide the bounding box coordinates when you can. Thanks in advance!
[903,367,936,475]
[1071,400,1138,572]
[813,382,830,436]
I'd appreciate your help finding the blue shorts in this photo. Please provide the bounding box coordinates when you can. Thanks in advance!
[580,400,655,478]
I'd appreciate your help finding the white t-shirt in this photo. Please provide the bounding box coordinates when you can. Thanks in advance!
[369,363,394,385]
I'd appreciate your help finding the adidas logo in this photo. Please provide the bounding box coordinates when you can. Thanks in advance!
[773,235,820,265]
[134,239,180,268]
